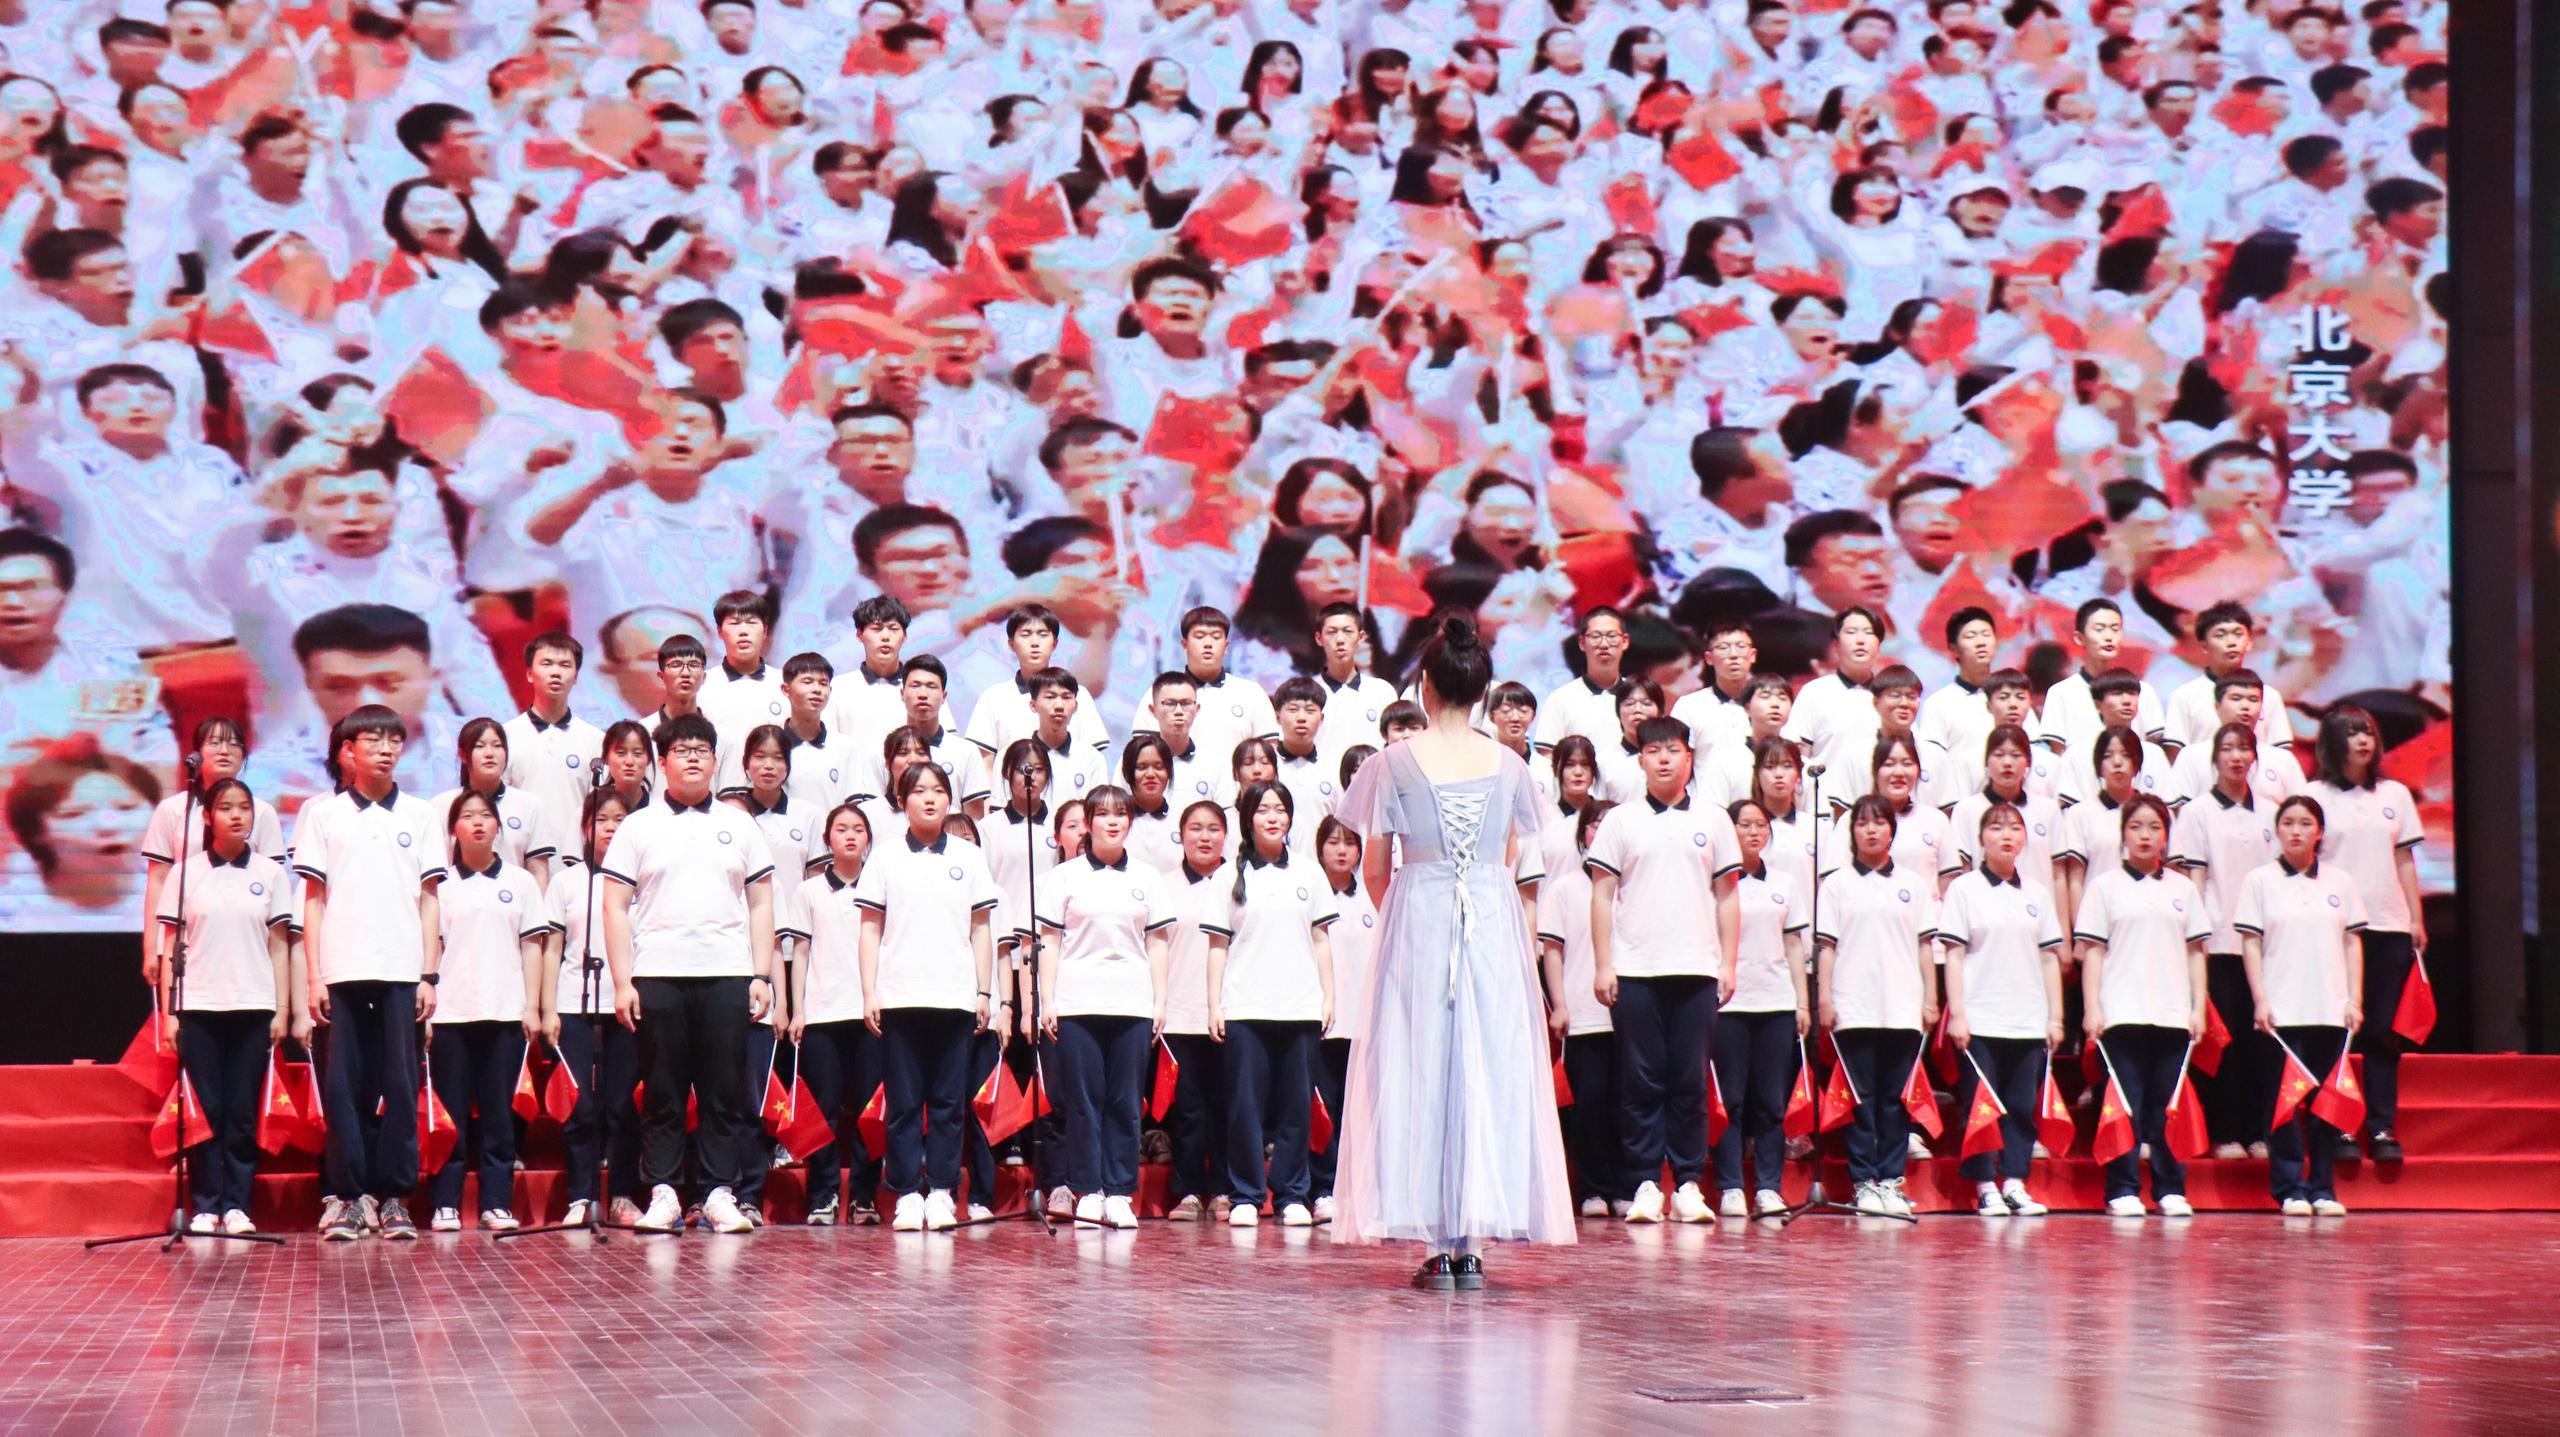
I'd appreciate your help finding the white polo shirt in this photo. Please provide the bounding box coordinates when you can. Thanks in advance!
[853,831,998,1011]
[2165,673,2293,755]
[1763,805,1819,925]
[2168,744,2301,809]
[1534,847,1611,1036]
[2169,789,2278,954]
[2055,792,2135,878]
[544,860,615,1016]
[432,859,550,1025]
[855,727,990,809]
[1164,670,1281,766]
[1166,739,1237,810]
[981,804,1065,945]
[2075,864,2210,1030]
[2036,670,2165,754]
[1328,880,1382,1043]
[1595,737,1649,806]
[1781,671,1882,794]
[597,794,776,979]
[2055,733,2177,809]
[1933,740,2062,813]
[1584,794,1743,978]
[429,785,558,875]
[501,708,605,848]
[156,851,291,1011]
[1315,671,1399,758]
[1947,789,2064,895]
[290,787,445,986]
[964,675,1112,761]
[1823,727,1936,812]
[1936,868,2063,1041]
[1726,866,1809,1013]
[141,791,286,871]
[1037,853,1177,1019]
[793,867,869,1026]
[1275,748,1339,857]
[1161,862,1229,1035]
[1814,861,1938,1031]
[1915,680,1995,783]
[1671,682,1754,763]
[699,663,792,759]
[738,800,820,977]
[1819,802,1958,887]
[718,722,865,816]
[2234,859,2367,1028]
[1033,734,1112,801]
[2302,778,2423,934]
[1533,673,1622,751]
[828,664,956,761]
[1202,852,1337,1023]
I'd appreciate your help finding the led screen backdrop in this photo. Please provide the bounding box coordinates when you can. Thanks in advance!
[0,0,2451,930]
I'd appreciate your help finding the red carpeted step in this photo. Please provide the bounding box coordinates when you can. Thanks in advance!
[0,1115,163,1172]
[2398,1054,2555,1108]
[2389,1100,2560,1156]
[0,1063,157,1120]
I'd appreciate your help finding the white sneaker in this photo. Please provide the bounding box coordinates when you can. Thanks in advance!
[2001,1181,2047,1217]
[1906,1133,1934,1161]
[1168,1195,1204,1222]
[1579,1196,1610,1218]
[357,1195,382,1231]
[2280,1198,2315,1217]
[1718,1189,1749,1220]
[2106,1195,2146,1218]
[1880,1180,1915,1217]
[923,1190,958,1230]
[1854,1182,1888,1215]
[188,1212,219,1235]
[1755,1190,1787,1217]
[480,1208,520,1232]
[2246,1141,2270,1159]
[1103,1196,1139,1229]
[1280,1202,1314,1227]
[610,1196,646,1226]
[702,1187,752,1234]
[1609,1200,1634,1219]
[317,1196,352,1237]
[636,1185,682,1232]
[223,1209,256,1236]
[1670,1182,1713,1223]
[2031,1141,2052,1159]
[1046,1185,1076,1217]
[2311,1197,2349,1218]
[429,1207,462,1233]
[1313,1195,1334,1222]
[1976,1183,2010,1217]
[891,1193,926,1231]
[1228,1202,1259,1228]
[2157,1194,2195,1218]
[2212,1142,2247,1160]
[1075,1192,1105,1224]
[966,1203,993,1222]
[1625,1180,1666,1223]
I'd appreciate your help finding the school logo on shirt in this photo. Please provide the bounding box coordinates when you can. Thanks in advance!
[790,828,805,843]
[768,701,785,716]
[1131,886,1147,901]
[500,890,515,904]
[1922,834,1937,847]
[2139,775,2157,790]
[563,754,580,770]
[2033,764,2049,778]
[1897,888,1912,903]
[2026,903,2038,917]
[829,768,841,785]
[949,866,965,882]
[507,815,523,830]
[2172,899,2186,912]
[718,831,735,844]
[1231,704,1247,718]
[1692,832,1708,847]
[397,832,413,847]
[1074,773,1089,789]
[2327,894,2343,908]
[1320,782,1335,796]
[2383,806,2398,820]
[1365,708,1380,722]
[2034,823,2048,836]
[1772,893,1786,906]
[1193,779,1211,795]
[249,882,266,896]
[1296,886,1310,900]
[1362,913,1376,928]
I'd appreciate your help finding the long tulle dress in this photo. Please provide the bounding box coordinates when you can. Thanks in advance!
[1330,741,1578,1245]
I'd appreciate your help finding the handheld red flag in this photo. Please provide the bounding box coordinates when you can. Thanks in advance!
[1664,129,1740,191]
[1882,68,1939,140]
[1927,1009,1962,1086]
[1309,1088,1335,1153]
[632,1081,700,1130]
[1706,1064,1729,1145]
[289,1061,327,1152]
[1783,1042,1818,1139]
[379,347,493,466]
[419,1072,460,1175]
[1180,178,1302,267]
[543,1048,581,1123]
[1901,1050,1943,1140]
[1601,174,1658,238]
[2091,1071,2136,1165]
[1553,1051,1573,1107]
[779,1072,835,1161]
[975,1065,1032,1146]
[2194,1001,2232,1077]
[149,1072,211,1161]
[513,1047,543,1122]
[2309,1045,2368,1136]
[1905,301,1980,367]
[1754,265,1844,301]
[760,1059,793,1139]
[2393,959,2438,1045]
[2269,1036,2320,1130]
[858,1082,889,1155]
[1151,1037,1181,1122]
[256,1050,301,1156]
[2103,186,2174,243]
[190,300,278,363]
[1818,1053,1859,1133]
[2164,1073,2210,1160]
[1674,297,1753,342]
[1143,391,1254,478]
[984,175,1074,254]
[1959,1072,2008,1159]
[2036,1055,2077,1157]
[2211,90,2280,137]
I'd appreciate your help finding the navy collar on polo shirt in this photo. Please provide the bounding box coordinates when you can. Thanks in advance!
[1321,670,1359,693]
[1167,738,1199,763]
[823,868,853,891]
[912,724,947,747]
[526,707,577,732]
[2121,862,2163,882]
[664,794,714,815]
[2278,856,2321,878]
[1579,671,1614,697]
[1558,798,1579,819]
[721,660,768,684]
[905,830,947,854]
[206,847,251,869]
[1619,737,1641,757]
[1006,802,1049,825]
[1089,850,1130,872]
[1243,846,1289,870]
[1708,683,1744,706]
[1645,792,1689,813]
[1014,671,1041,696]
[1983,784,2024,806]
[1738,858,1765,881]
[1038,733,1075,760]
[2098,791,2124,810]
[861,665,899,685]
[2211,786,2254,810]
[1835,670,1871,692]
[1852,859,1895,877]
[1981,865,2022,888]
[782,722,828,752]
[1190,667,1227,689]
[347,786,399,811]
[454,857,504,881]
[1184,864,1218,884]
[1954,676,1983,695]
[746,793,789,816]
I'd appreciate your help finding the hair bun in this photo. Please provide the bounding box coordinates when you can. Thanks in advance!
[1439,614,1481,653]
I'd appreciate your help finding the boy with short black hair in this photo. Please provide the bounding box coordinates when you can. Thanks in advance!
[2057,668,2176,807]
[2164,601,2294,757]
[503,630,606,846]
[963,603,1110,762]
[1272,676,1335,854]
[832,595,952,760]
[866,654,989,810]
[647,632,710,729]
[1670,619,1759,759]
[1695,674,1793,808]
[722,653,862,814]
[2167,669,2300,808]
[1830,664,1927,810]
[1028,666,1110,798]
[1782,606,1887,797]
[700,590,788,753]
[1311,601,1397,759]
[1932,668,2058,805]
[1918,605,2000,789]
[1486,681,1549,802]
[1378,700,1427,746]
[1136,607,1279,762]
[1536,605,1635,751]
[1146,670,1228,806]
[2036,598,2165,758]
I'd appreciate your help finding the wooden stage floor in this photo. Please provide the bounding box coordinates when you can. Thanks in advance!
[4,1214,2556,1435]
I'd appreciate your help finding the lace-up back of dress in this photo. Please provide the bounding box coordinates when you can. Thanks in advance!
[1437,783,1491,869]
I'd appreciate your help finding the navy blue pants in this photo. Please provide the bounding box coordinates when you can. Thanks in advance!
[1311,1035,1349,1199]
[1710,1008,1795,1195]
[2269,1025,2349,1202]
[736,1022,779,1206]
[1955,1036,2045,1183]
[2098,1024,2189,1201]
[1561,1031,1624,1203]
[428,1021,525,1213]
[1161,1032,1222,1203]
[318,980,419,1202]
[796,1019,883,1211]
[2355,931,2416,1134]
[2199,953,2270,1147]
[634,976,750,1194]
[553,1013,639,1205]
[1057,1014,1151,1197]
[879,1006,973,1195]
[1834,1028,1921,1184]
[1613,975,1718,1191]
[1223,1019,1316,1207]
[177,1008,268,1216]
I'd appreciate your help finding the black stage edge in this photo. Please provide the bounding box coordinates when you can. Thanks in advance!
[0,935,147,1064]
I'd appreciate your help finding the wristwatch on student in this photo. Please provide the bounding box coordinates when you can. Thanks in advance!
[420,973,441,987]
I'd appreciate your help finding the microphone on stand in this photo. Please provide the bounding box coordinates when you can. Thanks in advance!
[183,754,202,775]
[591,757,609,790]
[1804,763,1826,778]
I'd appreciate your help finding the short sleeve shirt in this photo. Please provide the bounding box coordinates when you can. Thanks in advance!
[289,788,445,985]
[795,868,869,1025]
[2234,860,2367,1028]
[1585,796,1743,977]
[1202,852,1337,1023]
[1814,862,1938,1031]
[2303,779,2423,933]
[853,832,998,1011]
[432,860,550,1025]
[142,791,285,870]
[157,851,291,1010]
[1037,854,1177,1018]
[2076,865,2211,1030]
[1160,863,1229,1035]
[1725,867,1809,1013]
[2168,790,2278,954]
[597,796,775,979]
[429,785,558,873]
[544,861,612,1016]
[1935,869,2063,1040]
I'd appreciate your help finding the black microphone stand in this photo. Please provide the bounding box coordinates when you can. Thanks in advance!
[92,757,281,1250]
[502,761,662,1241]
[1781,760,1904,1225]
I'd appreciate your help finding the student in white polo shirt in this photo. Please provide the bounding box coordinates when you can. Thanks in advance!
[1930,669,2056,809]
[2036,599,2168,758]
[1311,815,1380,1222]
[1821,733,1958,895]
[1120,734,1183,873]
[1587,716,1743,1226]
[140,718,287,987]
[1272,678,1340,856]
[1947,724,2065,895]
[1133,607,1282,763]
[698,591,791,762]
[2167,670,2299,809]
[961,603,1114,764]
[859,659,988,812]
[1814,795,1939,1217]
[1749,737,1819,916]
[1025,667,1111,801]
[1033,785,1174,1231]
[1312,601,1400,761]
[2238,795,2367,1217]
[1143,671,1230,812]
[541,787,643,1229]
[725,723,815,1227]
[293,705,447,1243]
[2054,727,2153,939]
[1670,619,1762,761]
[2055,670,2176,808]
[155,777,293,1236]
[500,631,606,849]
[829,597,956,763]
[2165,602,2295,758]
[1825,665,1925,811]
[1710,798,1810,1220]
[431,719,557,889]
[424,790,550,1233]
[1204,781,1338,1229]
[1539,798,1622,1219]
[791,801,882,1226]
[2302,705,2427,1163]
[2075,792,2210,1217]
[1916,606,2003,792]
[2170,721,2281,1158]
[1593,677,1664,805]
[1534,605,1634,752]
[600,712,781,1236]
[1694,674,1790,809]
[1488,683,1549,806]
[854,762,999,1232]
[1938,801,2065,1218]
[1539,738,1602,886]
[599,721,657,813]
[720,653,861,817]
[1780,605,1885,791]
[1159,799,1234,1221]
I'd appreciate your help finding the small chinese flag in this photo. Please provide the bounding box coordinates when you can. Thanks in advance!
[254,1052,300,1156]
[513,1048,543,1122]
[1783,1051,1818,1140]
[1818,1055,1858,1133]
[2091,1071,2136,1165]
[779,1074,835,1161]
[1552,1052,1573,1108]
[1664,128,1740,191]
[2103,186,2174,243]
[1881,67,1938,140]
[1927,1010,1962,1086]
[2212,90,2280,137]
[2036,1060,2077,1158]
[1754,265,1844,301]
[2164,1073,2210,1160]
[1901,1052,1943,1140]
[1706,1064,1729,1145]
[1601,174,1658,237]
[1309,1088,1334,1153]
[419,1073,460,1175]
[2393,959,2439,1046]
[858,1083,889,1155]
[290,1061,327,1152]
[975,1067,1032,1146]
[2309,1046,2368,1136]
[2195,1002,2232,1077]
[984,174,1073,254]
[2270,1042,2320,1130]
[190,300,277,363]
[1150,1038,1181,1122]
[760,1062,793,1138]
[1674,297,1752,341]
[632,1082,700,1130]
[1905,301,1979,367]
[1143,391,1253,477]
[1180,178,1302,267]
[379,347,493,467]
[1959,1078,2007,1159]
[150,1073,211,1161]
[543,1050,581,1124]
